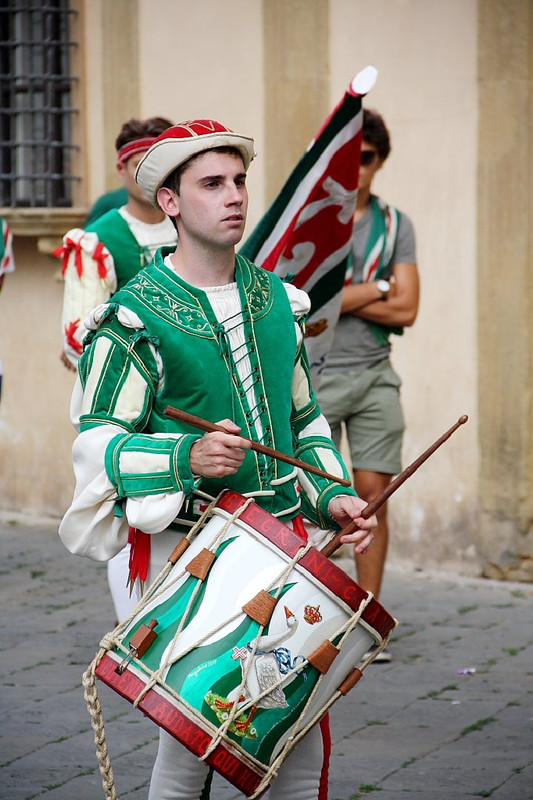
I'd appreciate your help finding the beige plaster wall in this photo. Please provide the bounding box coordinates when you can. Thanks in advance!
[477,0,533,580]
[0,240,77,518]
[0,0,143,523]
[137,0,265,235]
[0,0,266,522]
[329,0,479,570]
[262,0,330,203]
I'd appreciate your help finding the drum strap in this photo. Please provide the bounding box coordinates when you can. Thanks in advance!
[318,715,332,800]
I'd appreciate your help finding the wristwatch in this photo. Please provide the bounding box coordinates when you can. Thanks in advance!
[376,279,391,300]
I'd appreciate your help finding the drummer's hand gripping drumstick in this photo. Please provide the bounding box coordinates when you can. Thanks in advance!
[164,406,352,487]
[320,415,469,558]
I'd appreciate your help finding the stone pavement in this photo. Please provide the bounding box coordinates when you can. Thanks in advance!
[1,516,532,800]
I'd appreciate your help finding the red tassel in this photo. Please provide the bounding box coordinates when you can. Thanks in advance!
[128,527,151,593]
[292,514,308,542]
[64,320,83,355]
[67,237,83,277]
[56,237,84,277]
[53,244,71,276]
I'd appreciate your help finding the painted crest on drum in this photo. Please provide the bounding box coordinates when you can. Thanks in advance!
[205,604,305,739]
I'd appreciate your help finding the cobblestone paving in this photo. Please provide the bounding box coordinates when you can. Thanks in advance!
[1,518,532,800]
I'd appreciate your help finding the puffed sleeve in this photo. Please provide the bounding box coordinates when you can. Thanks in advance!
[59,304,201,560]
[57,228,117,367]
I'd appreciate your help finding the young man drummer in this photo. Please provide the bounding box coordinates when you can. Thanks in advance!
[59,120,377,800]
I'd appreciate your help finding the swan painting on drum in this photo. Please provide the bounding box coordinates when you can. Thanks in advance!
[205,605,302,737]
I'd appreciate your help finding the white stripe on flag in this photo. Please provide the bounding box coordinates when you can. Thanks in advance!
[383,208,399,265]
[274,239,351,293]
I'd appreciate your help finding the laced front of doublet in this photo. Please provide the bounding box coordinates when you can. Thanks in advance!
[204,281,265,444]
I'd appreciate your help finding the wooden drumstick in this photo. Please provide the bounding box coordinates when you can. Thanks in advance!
[164,405,352,487]
[320,415,469,559]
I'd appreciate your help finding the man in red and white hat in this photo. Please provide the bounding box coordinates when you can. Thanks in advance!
[59,119,377,800]
[58,116,177,374]
[57,117,178,625]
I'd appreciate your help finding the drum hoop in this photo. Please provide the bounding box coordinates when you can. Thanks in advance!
[94,652,267,795]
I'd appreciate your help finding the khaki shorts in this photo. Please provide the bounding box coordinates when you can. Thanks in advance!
[318,359,404,475]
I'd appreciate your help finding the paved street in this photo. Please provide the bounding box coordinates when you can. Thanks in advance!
[1,515,532,800]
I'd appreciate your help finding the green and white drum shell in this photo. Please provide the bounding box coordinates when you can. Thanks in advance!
[95,490,396,798]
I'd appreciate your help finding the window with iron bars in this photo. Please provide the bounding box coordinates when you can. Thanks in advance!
[0,0,80,208]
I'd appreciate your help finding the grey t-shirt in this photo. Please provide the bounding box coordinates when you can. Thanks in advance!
[323,206,416,371]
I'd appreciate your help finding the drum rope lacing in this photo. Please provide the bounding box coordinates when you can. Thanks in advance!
[248,591,376,798]
[198,537,316,766]
[257,612,398,797]
[81,496,266,800]
[81,496,315,799]
[130,498,257,708]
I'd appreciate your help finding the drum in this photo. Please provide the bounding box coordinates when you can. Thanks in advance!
[94,490,396,798]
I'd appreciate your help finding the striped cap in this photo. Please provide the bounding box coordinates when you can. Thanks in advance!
[135,119,255,207]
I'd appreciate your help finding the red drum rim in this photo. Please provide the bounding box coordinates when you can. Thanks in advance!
[96,653,266,796]
[216,490,396,640]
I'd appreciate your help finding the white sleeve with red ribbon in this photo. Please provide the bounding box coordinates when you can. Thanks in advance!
[56,228,117,367]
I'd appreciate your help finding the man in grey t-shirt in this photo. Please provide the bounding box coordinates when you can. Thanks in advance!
[318,110,420,661]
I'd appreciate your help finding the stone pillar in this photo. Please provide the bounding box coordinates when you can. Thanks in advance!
[477,0,533,580]
[102,0,140,188]
[262,0,329,203]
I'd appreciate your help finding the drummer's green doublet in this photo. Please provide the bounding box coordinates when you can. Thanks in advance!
[81,250,322,519]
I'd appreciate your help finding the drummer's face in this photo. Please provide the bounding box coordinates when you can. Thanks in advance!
[174,150,248,249]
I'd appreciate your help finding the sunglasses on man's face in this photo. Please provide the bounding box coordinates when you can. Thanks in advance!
[360,150,378,166]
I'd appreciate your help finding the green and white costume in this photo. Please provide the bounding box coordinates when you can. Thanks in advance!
[60,207,176,366]
[59,249,355,579]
